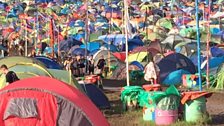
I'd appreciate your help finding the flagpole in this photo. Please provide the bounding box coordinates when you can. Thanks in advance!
[25,19,28,56]
[195,0,202,91]
[124,0,130,86]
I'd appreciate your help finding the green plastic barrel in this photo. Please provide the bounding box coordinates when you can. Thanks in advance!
[185,96,207,122]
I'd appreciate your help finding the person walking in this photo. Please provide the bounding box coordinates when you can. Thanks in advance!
[0,64,20,85]
[88,55,95,75]
[96,56,106,77]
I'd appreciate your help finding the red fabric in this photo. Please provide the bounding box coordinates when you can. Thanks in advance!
[113,52,126,62]
[181,91,212,104]
[0,90,58,126]
[1,77,109,126]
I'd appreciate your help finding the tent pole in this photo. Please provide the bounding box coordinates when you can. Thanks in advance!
[124,0,130,86]
[206,0,211,88]
[25,20,28,57]
[195,0,202,91]
[85,0,89,74]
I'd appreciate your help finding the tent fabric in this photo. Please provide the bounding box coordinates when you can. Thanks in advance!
[93,50,119,67]
[128,52,148,63]
[162,70,191,85]
[130,46,161,56]
[48,69,83,92]
[112,52,126,62]
[210,47,224,57]
[130,61,144,71]
[158,53,196,82]
[80,84,110,109]
[80,42,100,52]
[0,63,53,88]
[35,56,63,70]
[0,56,46,71]
[0,77,109,126]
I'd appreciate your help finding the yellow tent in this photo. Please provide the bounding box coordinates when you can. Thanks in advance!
[128,52,148,63]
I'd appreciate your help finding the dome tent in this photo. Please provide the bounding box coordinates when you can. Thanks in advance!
[35,56,63,70]
[0,77,109,126]
[158,53,196,82]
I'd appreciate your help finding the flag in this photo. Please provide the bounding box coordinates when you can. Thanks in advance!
[49,18,55,56]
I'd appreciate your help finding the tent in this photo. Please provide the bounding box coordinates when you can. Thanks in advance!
[35,56,63,70]
[113,52,126,62]
[130,61,144,71]
[80,83,110,109]
[0,63,52,88]
[128,52,148,63]
[158,53,196,82]
[93,50,119,67]
[0,77,109,126]
[48,69,83,91]
[0,62,82,91]
[0,56,46,70]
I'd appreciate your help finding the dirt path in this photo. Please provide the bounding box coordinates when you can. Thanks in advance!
[206,93,224,126]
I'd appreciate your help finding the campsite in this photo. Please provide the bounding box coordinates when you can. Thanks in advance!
[0,0,224,126]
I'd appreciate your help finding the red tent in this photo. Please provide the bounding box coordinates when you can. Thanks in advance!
[0,77,109,126]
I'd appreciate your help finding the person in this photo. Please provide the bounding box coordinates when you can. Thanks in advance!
[96,56,106,76]
[71,57,79,77]
[88,55,95,75]
[28,49,36,57]
[0,64,19,85]
[64,56,72,71]
[144,58,160,84]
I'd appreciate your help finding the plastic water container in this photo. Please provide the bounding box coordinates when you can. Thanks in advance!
[185,96,207,122]
[155,109,178,125]
[155,95,179,125]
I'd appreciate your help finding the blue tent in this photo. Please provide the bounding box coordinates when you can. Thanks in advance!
[211,46,224,57]
[35,56,63,70]
[80,84,110,109]
[80,42,100,52]
[162,70,191,85]
[130,61,144,71]
[98,34,125,46]
[71,48,90,56]
[101,44,118,52]
[158,53,196,82]
[59,38,83,52]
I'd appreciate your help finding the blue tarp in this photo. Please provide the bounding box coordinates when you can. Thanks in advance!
[80,84,110,109]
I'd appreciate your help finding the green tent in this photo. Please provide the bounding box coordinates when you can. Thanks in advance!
[48,69,83,92]
[0,63,52,88]
[0,56,46,70]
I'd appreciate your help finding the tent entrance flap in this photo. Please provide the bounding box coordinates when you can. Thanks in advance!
[4,98,38,120]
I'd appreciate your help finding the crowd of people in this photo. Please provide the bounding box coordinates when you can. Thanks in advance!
[63,55,106,78]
